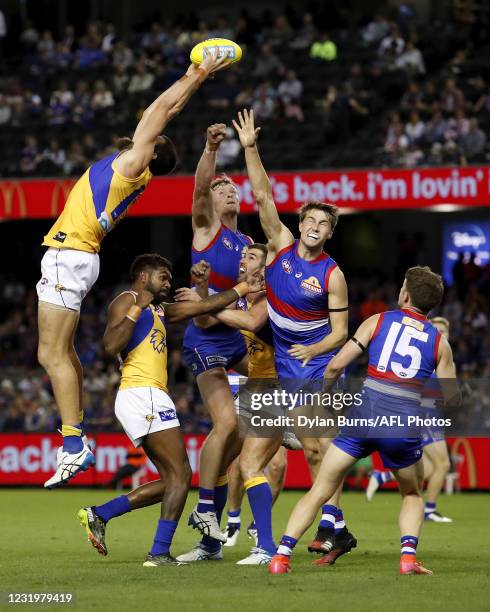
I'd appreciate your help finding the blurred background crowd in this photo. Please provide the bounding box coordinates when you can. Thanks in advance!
[0,0,488,176]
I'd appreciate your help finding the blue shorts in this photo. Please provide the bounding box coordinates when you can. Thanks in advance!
[333,435,423,470]
[421,428,445,447]
[275,354,338,396]
[183,336,247,377]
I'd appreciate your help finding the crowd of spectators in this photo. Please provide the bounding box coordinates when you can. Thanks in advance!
[0,2,485,175]
[1,254,488,434]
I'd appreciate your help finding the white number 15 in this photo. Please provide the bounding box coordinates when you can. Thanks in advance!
[377,322,428,379]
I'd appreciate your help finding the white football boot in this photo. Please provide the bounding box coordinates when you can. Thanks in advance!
[176,543,223,562]
[188,506,227,543]
[236,547,273,565]
[44,443,95,489]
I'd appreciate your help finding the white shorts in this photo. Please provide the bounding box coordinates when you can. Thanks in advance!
[36,247,100,311]
[115,387,180,447]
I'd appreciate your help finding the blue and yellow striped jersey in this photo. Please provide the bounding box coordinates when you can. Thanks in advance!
[119,299,168,392]
[43,152,152,253]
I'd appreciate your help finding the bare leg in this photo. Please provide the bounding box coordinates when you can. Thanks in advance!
[196,368,239,490]
[37,302,81,425]
[265,446,288,503]
[142,427,192,520]
[423,442,450,505]
[69,317,83,422]
[226,458,244,513]
[393,460,424,540]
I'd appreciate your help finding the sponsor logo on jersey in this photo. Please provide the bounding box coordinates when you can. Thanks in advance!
[158,409,176,422]
[402,316,425,331]
[149,329,166,353]
[223,237,234,250]
[300,276,323,295]
[53,231,67,243]
[206,355,228,366]
[282,259,292,274]
[295,272,303,278]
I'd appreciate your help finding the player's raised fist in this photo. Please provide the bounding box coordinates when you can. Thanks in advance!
[206,124,227,151]
[232,109,261,149]
[191,260,211,286]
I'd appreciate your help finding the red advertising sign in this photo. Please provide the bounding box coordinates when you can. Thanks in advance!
[1,166,489,221]
[0,433,488,490]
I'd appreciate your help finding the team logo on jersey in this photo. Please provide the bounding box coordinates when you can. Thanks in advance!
[300,276,323,295]
[145,414,156,422]
[282,259,292,274]
[247,337,265,356]
[223,237,234,250]
[237,298,248,311]
[149,329,166,353]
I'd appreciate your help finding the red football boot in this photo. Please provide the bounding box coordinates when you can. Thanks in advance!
[400,556,433,575]
[269,554,291,575]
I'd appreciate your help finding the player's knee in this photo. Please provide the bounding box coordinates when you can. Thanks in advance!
[239,454,261,481]
[213,414,239,439]
[38,343,63,370]
[167,460,192,489]
[303,444,321,468]
[435,456,450,474]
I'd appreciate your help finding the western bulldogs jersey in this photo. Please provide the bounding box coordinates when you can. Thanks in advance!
[43,153,151,253]
[365,308,441,399]
[265,241,338,361]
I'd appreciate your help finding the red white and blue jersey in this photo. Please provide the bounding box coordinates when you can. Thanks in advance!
[184,224,252,345]
[364,308,441,401]
[265,240,338,361]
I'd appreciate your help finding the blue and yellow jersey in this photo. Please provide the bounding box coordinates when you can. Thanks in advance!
[119,295,168,392]
[236,297,276,379]
[43,152,152,253]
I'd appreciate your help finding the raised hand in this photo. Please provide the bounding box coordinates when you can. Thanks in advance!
[206,124,227,151]
[174,287,202,303]
[232,108,261,149]
[200,46,230,75]
[135,289,155,309]
[191,260,211,287]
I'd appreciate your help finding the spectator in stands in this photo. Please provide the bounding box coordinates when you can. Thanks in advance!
[400,81,423,113]
[76,39,107,70]
[459,118,487,162]
[51,42,73,71]
[111,64,129,96]
[63,142,88,176]
[80,21,102,50]
[128,59,155,94]
[290,13,316,49]
[440,78,465,113]
[252,82,277,121]
[41,138,66,174]
[47,91,71,126]
[267,15,293,48]
[20,19,39,51]
[474,81,490,114]
[216,127,241,169]
[112,40,134,71]
[359,289,388,320]
[418,80,438,117]
[310,31,337,62]
[51,81,74,108]
[395,40,426,75]
[278,70,304,121]
[444,108,470,144]
[91,80,115,109]
[235,86,254,108]
[20,136,41,174]
[142,22,168,53]
[212,16,234,41]
[0,93,11,124]
[37,30,55,62]
[378,24,405,58]
[61,24,76,52]
[362,14,390,46]
[253,44,285,79]
[82,133,98,158]
[425,109,448,144]
[405,110,425,144]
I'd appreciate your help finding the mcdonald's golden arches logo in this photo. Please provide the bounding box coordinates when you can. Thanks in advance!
[0,181,27,218]
[50,179,76,216]
[451,437,477,488]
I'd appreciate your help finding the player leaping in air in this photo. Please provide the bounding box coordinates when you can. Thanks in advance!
[37,50,228,489]
[232,109,356,563]
[269,266,461,575]
[77,253,250,566]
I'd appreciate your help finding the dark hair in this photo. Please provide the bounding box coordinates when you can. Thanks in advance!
[299,201,339,231]
[405,266,444,313]
[210,173,237,191]
[248,243,267,264]
[129,253,172,282]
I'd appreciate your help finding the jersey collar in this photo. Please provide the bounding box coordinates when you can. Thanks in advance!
[295,240,329,263]
[401,307,427,321]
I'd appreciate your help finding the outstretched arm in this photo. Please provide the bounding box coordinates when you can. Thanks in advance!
[288,267,349,366]
[214,296,269,332]
[233,109,294,260]
[114,50,228,179]
[165,282,249,323]
[192,124,227,237]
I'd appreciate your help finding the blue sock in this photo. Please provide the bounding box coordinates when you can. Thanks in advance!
[227,508,241,528]
[335,508,346,535]
[245,478,275,555]
[277,535,297,557]
[197,487,215,513]
[425,502,436,515]
[62,424,83,453]
[319,504,337,530]
[150,519,178,556]
[401,535,418,556]
[375,470,395,485]
[202,480,228,551]
[95,495,131,523]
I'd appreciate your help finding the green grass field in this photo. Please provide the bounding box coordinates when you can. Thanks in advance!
[1,490,489,612]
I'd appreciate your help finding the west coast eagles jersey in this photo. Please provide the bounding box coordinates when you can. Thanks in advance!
[43,152,151,253]
[236,297,276,379]
[119,295,168,392]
